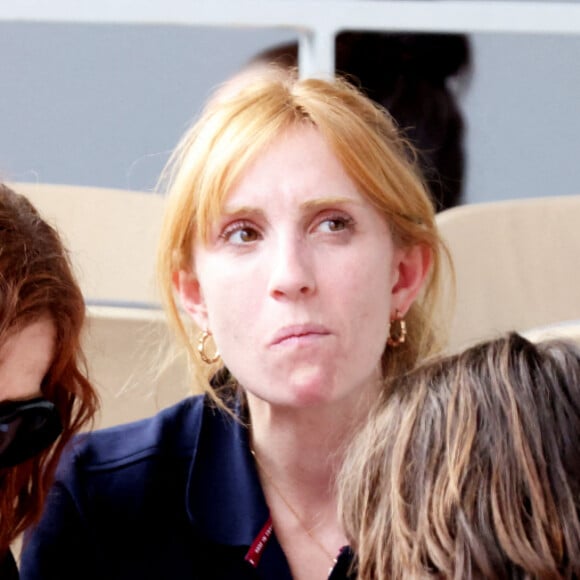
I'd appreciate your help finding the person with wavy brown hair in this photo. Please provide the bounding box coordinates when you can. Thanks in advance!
[0,183,99,578]
[339,332,580,579]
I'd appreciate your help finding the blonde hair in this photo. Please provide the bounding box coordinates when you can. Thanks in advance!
[339,333,580,579]
[157,67,450,406]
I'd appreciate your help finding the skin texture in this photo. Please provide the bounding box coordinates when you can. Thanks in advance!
[179,125,413,410]
[158,73,445,411]
[0,318,55,402]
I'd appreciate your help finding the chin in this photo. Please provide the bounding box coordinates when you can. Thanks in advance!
[242,365,342,408]
[284,370,338,407]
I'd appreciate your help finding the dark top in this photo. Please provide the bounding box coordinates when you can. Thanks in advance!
[0,549,19,579]
[19,395,355,579]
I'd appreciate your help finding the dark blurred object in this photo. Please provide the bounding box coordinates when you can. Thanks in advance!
[251,32,471,211]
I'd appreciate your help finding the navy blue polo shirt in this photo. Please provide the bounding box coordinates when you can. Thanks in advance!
[19,394,354,579]
[0,550,18,580]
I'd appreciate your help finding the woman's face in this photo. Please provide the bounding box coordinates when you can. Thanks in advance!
[0,318,55,402]
[179,125,426,408]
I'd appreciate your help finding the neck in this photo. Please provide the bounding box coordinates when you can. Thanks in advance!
[248,392,373,484]
[248,419,349,576]
[246,391,376,579]
[246,385,379,528]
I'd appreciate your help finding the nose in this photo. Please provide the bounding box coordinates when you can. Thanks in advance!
[267,236,316,301]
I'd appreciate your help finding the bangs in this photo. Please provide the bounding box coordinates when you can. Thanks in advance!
[173,81,307,246]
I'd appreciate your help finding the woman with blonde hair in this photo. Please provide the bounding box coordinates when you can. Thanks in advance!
[339,332,580,579]
[21,68,448,579]
[0,184,98,578]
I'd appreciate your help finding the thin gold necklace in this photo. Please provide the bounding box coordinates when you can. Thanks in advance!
[249,447,338,565]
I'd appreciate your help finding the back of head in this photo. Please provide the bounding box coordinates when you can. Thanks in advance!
[0,184,98,552]
[157,67,450,403]
[339,332,580,579]
[251,33,471,211]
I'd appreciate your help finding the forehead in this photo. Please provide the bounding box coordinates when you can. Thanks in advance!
[222,125,361,211]
[0,318,56,401]
[0,318,55,361]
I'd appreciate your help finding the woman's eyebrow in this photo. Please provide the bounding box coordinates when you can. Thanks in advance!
[299,196,359,210]
[221,196,361,218]
[220,205,264,219]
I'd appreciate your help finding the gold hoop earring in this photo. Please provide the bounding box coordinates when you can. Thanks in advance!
[197,330,220,364]
[387,310,407,348]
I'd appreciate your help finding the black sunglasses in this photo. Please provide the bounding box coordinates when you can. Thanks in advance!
[0,397,63,468]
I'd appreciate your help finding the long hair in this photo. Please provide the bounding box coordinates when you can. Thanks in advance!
[339,332,580,579]
[157,68,451,407]
[0,184,99,554]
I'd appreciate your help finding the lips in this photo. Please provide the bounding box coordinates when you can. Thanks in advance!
[269,324,331,347]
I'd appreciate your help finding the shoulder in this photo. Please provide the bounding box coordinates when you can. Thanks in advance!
[51,391,248,520]
[61,395,209,475]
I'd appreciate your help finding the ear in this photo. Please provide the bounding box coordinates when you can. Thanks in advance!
[390,244,432,316]
[173,270,209,329]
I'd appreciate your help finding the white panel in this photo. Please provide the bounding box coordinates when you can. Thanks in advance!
[2,1,580,76]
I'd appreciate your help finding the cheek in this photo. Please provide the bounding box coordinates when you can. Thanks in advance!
[0,370,44,402]
[334,255,395,359]
[338,249,396,314]
[200,272,262,343]
[196,249,270,311]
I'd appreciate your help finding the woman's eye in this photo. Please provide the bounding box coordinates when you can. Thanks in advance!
[221,223,260,244]
[317,216,353,233]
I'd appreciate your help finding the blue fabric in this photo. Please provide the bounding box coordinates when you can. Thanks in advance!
[19,395,354,579]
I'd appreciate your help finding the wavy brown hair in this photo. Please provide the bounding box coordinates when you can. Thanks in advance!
[339,333,580,579]
[0,184,99,556]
